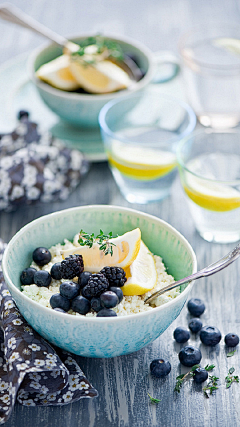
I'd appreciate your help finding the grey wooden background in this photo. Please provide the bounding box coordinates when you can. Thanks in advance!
[1,0,240,426]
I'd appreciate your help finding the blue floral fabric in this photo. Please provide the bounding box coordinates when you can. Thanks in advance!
[0,239,98,424]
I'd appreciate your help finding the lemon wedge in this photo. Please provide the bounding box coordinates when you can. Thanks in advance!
[69,57,132,94]
[36,55,80,91]
[108,140,177,181]
[121,241,157,295]
[61,228,141,272]
[184,174,240,212]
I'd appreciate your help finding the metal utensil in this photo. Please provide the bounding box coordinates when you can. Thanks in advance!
[0,3,79,52]
[144,242,240,305]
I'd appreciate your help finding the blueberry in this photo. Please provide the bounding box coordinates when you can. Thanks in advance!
[60,281,80,300]
[188,318,203,333]
[200,326,222,346]
[20,267,36,285]
[18,110,29,120]
[187,298,205,317]
[50,263,62,280]
[53,307,67,314]
[150,359,171,378]
[100,291,118,309]
[78,271,92,289]
[193,367,208,384]
[71,296,91,315]
[32,247,51,266]
[224,333,239,347]
[173,327,190,343]
[179,345,202,367]
[34,270,51,287]
[109,287,123,303]
[91,297,102,312]
[97,308,117,317]
[50,293,71,312]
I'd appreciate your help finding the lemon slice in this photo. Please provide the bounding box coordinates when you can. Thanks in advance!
[108,140,177,181]
[69,58,131,94]
[184,174,240,212]
[36,55,80,91]
[61,228,141,272]
[121,241,157,295]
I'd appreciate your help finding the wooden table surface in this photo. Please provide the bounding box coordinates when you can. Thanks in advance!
[1,0,240,426]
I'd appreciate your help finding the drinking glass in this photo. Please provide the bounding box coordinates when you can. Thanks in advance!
[99,91,196,204]
[179,25,240,128]
[177,128,240,243]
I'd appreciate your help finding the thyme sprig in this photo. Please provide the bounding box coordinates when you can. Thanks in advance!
[174,364,200,393]
[203,375,219,398]
[227,350,236,358]
[147,393,161,404]
[225,367,239,388]
[71,35,124,65]
[78,230,116,256]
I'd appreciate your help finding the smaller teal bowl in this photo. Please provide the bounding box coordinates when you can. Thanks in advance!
[2,205,197,358]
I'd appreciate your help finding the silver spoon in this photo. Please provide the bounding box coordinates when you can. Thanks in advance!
[144,242,240,305]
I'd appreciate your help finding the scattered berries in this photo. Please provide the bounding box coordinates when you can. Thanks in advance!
[179,345,202,367]
[71,296,91,315]
[60,254,84,279]
[32,247,51,266]
[82,273,109,298]
[20,267,36,285]
[50,294,71,312]
[173,327,190,343]
[100,291,119,309]
[100,266,127,287]
[91,297,102,313]
[224,333,239,347]
[109,287,123,304]
[150,359,171,378]
[34,270,51,287]
[50,263,62,280]
[193,367,208,384]
[187,298,205,317]
[188,318,202,333]
[78,271,92,289]
[60,281,80,300]
[200,326,222,346]
[96,308,117,317]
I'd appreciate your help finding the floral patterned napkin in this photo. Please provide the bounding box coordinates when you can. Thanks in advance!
[0,111,89,211]
[0,239,98,425]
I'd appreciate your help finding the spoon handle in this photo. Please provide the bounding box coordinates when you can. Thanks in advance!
[144,242,240,304]
[0,3,68,46]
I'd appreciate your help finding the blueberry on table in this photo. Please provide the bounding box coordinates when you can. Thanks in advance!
[187,298,205,317]
[224,333,239,347]
[96,308,117,317]
[34,270,51,287]
[32,247,51,266]
[200,326,222,346]
[109,287,123,303]
[50,263,62,280]
[60,281,80,300]
[50,293,71,312]
[100,291,118,309]
[91,297,102,313]
[179,345,202,367]
[18,110,29,120]
[71,295,91,315]
[78,271,92,289]
[188,318,203,333]
[150,359,171,378]
[173,327,190,343]
[20,267,36,285]
[193,367,208,384]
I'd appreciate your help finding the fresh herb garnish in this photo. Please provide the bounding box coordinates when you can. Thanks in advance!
[227,350,236,358]
[78,230,116,256]
[225,367,239,388]
[204,364,215,372]
[71,35,124,65]
[147,393,161,404]
[203,375,219,398]
[174,365,199,393]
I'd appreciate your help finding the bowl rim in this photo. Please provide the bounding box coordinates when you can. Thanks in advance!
[28,32,154,101]
[98,92,197,144]
[2,204,197,322]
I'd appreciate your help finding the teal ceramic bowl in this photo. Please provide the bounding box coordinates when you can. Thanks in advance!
[2,205,197,358]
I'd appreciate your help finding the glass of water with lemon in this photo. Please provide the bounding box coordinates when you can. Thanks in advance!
[177,129,240,243]
[99,91,196,204]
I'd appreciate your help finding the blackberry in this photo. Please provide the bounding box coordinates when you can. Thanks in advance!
[60,254,84,279]
[100,266,127,287]
[82,273,109,298]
